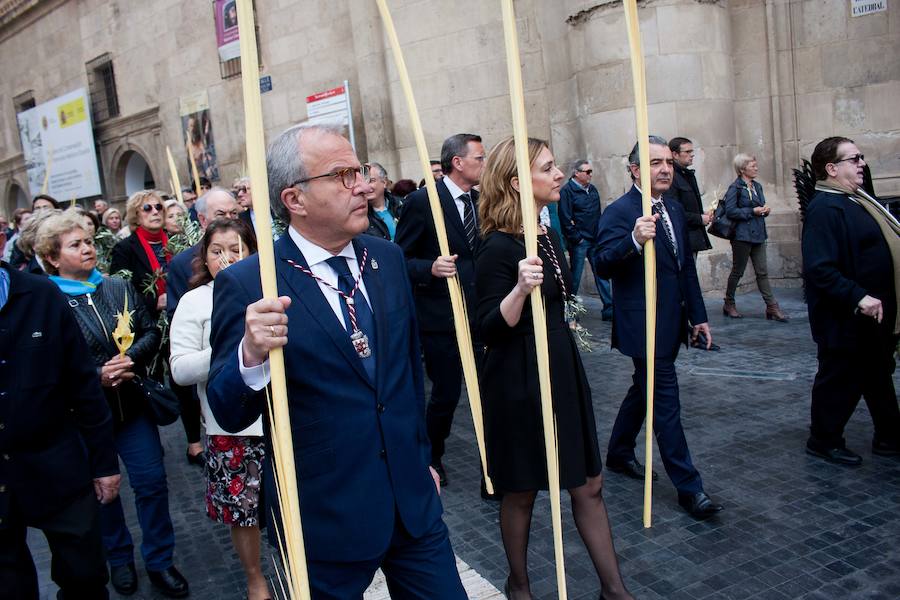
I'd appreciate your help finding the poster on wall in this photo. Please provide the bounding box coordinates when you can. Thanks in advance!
[16,88,102,199]
[179,90,219,182]
[306,81,356,149]
[214,0,240,61]
[850,0,887,16]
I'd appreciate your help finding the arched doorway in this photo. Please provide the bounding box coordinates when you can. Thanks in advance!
[9,182,28,209]
[123,151,155,197]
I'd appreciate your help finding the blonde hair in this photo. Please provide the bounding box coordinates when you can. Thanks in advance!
[15,208,61,259]
[124,190,165,229]
[34,211,88,275]
[479,136,548,236]
[101,208,121,227]
[733,153,756,176]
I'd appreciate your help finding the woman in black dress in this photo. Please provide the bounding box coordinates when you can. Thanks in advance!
[476,137,632,600]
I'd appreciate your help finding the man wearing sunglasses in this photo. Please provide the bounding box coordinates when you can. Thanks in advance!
[206,123,466,598]
[802,137,900,466]
[559,159,613,320]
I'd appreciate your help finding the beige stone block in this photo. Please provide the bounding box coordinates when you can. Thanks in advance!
[833,88,869,131]
[731,52,769,100]
[796,91,835,140]
[702,52,735,100]
[658,1,731,55]
[729,1,767,55]
[847,8,891,39]
[547,79,579,125]
[548,120,583,167]
[791,46,823,94]
[577,62,632,115]
[645,53,704,103]
[269,32,310,67]
[675,99,736,147]
[866,81,900,131]
[541,38,573,85]
[580,107,636,162]
[794,0,848,48]
[578,6,659,67]
[822,38,900,88]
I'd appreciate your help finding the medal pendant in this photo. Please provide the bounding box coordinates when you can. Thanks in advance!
[345,297,354,306]
[350,329,372,358]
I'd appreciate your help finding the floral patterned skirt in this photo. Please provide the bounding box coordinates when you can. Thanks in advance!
[206,434,265,527]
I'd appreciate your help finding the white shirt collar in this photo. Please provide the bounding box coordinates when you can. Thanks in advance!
[287,225,355,268]
[443,176,468,201]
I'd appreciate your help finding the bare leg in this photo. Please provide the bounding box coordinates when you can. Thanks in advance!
[569,475,633,600]
[499,490,537,600]
[230,525,269,600]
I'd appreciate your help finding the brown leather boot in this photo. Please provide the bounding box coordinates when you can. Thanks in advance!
[766,303,789,322]
[723,300,742,318]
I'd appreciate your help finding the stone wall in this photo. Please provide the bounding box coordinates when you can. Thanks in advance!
[1,0,897,292]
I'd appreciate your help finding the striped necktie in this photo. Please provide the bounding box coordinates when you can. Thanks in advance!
[461,193,476,249]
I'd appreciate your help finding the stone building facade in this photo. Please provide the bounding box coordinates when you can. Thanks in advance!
[1,0,897,292]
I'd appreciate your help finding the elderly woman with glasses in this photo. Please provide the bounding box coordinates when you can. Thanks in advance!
[110,190,173,318]
[722,154,787,321]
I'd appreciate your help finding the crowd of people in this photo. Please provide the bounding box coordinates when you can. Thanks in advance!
[1,129,897,600]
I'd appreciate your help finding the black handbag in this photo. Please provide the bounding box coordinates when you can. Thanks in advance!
[134,376,180,426]
[707,199,736,240]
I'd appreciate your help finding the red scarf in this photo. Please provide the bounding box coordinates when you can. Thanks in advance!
[135,226,170,297]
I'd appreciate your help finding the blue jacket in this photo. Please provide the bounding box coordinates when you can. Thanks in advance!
[591,186,708,358]
[206,233,441,562]
[559,179,601,246]
[724,177,768,243]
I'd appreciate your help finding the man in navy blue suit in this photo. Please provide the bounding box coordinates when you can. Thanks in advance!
[592,136,723,520]
[206,123,465,598]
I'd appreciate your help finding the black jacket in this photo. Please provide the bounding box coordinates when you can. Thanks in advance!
[558,179,601,247]
[394,179,480,333]
[665,165,711,252]
[110,232,169,318]
[802,190,897,350]
[65,276,161,427]
[0,265,118,526]
[366,193,402,240]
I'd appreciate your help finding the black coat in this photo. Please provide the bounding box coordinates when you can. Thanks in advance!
[109,232,169,318]
[665,165,711,252]
[0,265,118,526]
[558,179,601,247]
[802,190,897,350]
[394,178,480,333]
[65,276,161,427]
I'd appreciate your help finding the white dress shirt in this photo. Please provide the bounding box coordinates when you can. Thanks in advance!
[238,225,372,390]
[631,185,678,255]
[443,176,475,225]
[170,282,263,436]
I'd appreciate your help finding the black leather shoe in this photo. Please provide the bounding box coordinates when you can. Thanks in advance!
[431,462,447,487]
[147,566,189,598]
[110,562,138,595]
[678,491,724,519]
[186,449,206,467]
[872,439,900,457]
[607,458,657,481]
[806,443,862,466]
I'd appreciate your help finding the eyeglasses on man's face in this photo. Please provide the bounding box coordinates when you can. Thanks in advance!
[292,165,370,190]
[833,154,865,165]
[235,186,249,194]
[578,169,593,175]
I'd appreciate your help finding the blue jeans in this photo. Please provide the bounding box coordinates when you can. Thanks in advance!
[569,239,612,311]
[101,414,176,570]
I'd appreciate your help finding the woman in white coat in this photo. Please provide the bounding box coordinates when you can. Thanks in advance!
[168,219,268,600]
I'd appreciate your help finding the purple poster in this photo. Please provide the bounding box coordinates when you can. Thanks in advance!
[214,0,240,61]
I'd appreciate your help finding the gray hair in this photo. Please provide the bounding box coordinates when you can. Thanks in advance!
[733,153,756,176]
[194,186,235,218]
[440,133,482,175]
[627,135,669,166]
[266,122,346,222]
[369,162,387,181]
[571,159,590,177]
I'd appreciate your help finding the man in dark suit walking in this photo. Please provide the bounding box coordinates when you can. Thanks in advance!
[802,136,900,465]
[592,136,723,519]
[206,123,465,598]
[394,133,485,486]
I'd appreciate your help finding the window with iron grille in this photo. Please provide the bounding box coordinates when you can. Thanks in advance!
[86,54,120,122]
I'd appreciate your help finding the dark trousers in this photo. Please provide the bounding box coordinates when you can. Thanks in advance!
[172,380,202,445]
[101,415,175,570]
[421,332,463,465]
[570,239,613,310]
[307,512,465,599]
[0,490,109,600]
[607,356,703,495]
[725,240,775,305]
[809,344,900,449]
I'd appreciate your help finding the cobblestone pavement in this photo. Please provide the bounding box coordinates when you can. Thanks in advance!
[30,287,900,599]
